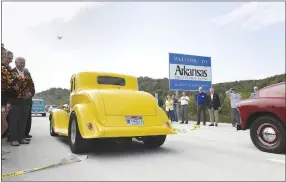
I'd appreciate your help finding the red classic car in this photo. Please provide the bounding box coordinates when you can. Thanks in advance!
[237,82,285,154]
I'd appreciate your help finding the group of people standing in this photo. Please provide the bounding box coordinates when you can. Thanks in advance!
[195,87,222,126]
[155,92,190,124]
[155,86,259,128]
[1,44,35,160]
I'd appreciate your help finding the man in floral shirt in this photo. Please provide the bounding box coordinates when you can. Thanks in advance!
[9,57,35,146]
[1,46,10,160]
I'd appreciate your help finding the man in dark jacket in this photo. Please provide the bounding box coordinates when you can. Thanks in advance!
[8,57,35,146]
[207,88,221,126]
[21,68,34,139]
[195,87,208,126]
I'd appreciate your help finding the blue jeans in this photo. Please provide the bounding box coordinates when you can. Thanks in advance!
[173,105,178,122]
[167,110,174,121]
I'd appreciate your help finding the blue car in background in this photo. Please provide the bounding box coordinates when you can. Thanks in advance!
[32,99,46,117]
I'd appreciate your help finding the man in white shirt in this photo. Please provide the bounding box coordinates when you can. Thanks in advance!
[225,88,242,127]
[179,92,190,124]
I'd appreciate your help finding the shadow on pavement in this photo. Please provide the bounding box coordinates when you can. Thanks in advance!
[56,137,178,157]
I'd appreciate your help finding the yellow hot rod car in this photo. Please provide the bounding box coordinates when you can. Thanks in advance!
[49,72,176,153]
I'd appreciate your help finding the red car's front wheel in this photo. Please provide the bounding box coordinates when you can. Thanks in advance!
[250,116,286,154]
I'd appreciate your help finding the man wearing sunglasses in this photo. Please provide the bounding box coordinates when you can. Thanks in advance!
[2,51,15,142]
[1,49,14,159]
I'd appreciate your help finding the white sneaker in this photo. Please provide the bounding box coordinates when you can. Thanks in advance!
[2,149,11,154]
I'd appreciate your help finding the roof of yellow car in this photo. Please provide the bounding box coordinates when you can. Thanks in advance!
[74,71,137,78]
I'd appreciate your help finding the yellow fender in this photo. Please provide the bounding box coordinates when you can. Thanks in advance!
[71,104,103,139]
[50,109,70,135]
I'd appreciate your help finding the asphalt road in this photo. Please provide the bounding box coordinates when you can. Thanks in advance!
[2,114,285,181]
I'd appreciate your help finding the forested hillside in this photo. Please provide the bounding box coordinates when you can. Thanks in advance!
[34,73,285,122]
[34,88,70,106]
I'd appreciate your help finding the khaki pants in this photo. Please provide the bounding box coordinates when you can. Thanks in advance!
[181,105,189,122]
[208,108,219,124]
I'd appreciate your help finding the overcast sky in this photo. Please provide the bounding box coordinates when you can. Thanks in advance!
[1,2,285,92]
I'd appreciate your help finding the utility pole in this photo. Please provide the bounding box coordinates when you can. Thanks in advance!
[175,90,179,98]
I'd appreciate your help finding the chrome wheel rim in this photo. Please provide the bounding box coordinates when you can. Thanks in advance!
[71,120,76,144]
[257,123,279,147]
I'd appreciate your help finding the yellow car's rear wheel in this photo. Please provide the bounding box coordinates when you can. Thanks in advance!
[143,135,166,148]
[68,113,87,154]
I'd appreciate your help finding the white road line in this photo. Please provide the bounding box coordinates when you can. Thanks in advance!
[196,126,248,133]
[172,126,248,133]
[268,159,285,164]
[214,128,248,133]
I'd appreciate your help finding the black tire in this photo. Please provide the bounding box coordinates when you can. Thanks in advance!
[50,119,58,137]
[42,113,46,117]
[68,113,87,154]
[250,116,286,154]
[143,135,166,148]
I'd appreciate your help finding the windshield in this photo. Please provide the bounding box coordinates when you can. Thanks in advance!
[97,76,126,86]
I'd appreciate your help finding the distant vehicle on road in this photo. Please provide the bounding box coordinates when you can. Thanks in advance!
[237,82,286,154]
[32,99,46,117]
[49,72,176,154]
[48,105,58,113]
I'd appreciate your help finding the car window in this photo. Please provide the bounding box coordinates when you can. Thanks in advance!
[97,76,126,86]
[258,83,285,98]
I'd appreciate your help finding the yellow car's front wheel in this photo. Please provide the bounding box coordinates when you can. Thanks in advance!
[68,113,88,154]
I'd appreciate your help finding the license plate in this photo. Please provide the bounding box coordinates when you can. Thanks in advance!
[126,116,144,125]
